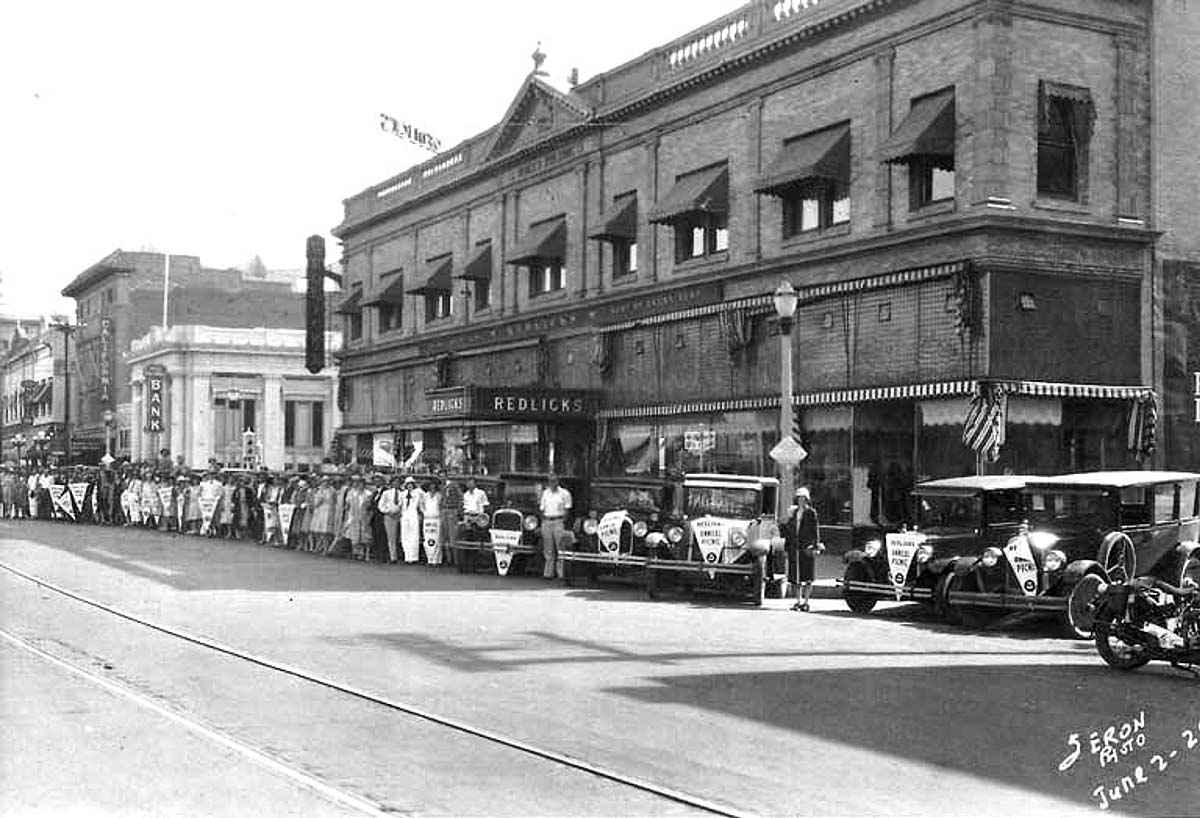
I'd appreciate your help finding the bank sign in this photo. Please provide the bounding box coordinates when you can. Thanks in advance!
[145,365,166,433]
[426,386,597,421]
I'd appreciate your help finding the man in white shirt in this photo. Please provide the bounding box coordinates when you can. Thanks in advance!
[461,476,490,525]
[376,475,404,563]
[398,476,426,564]
[538,474,572,580]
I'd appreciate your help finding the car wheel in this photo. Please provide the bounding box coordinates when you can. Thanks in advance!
[1093,607,1152,671]
[1061,573,1105,640]
[645,570,660,601]
[946,571,995,630]
[842,561,878,613]
[934,572,960,624]
[560,561,575,587]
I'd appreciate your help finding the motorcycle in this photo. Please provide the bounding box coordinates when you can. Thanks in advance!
[1091,575,1200,676]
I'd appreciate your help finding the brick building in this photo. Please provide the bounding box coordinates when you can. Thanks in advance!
[60,251,306,464]
[0,320,67,465]
[333,0,1192,545]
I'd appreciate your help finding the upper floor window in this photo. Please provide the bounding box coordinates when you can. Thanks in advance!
[648,163,729,265]
[285,399,325,449]
[379,301,402,332]
[405,254,454,323]
[878,87,956,210]
[461,241,493,311]
[589,192,639,278]
[1037,81,1094,202]
[505,216,567,298]
[757,122,852,238]
[335,286,364,341]
[366,274,405,333]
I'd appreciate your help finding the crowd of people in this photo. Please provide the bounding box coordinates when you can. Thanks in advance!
[0,461,489,566]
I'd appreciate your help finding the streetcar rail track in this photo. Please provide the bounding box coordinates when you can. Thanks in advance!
[0,558,752,818]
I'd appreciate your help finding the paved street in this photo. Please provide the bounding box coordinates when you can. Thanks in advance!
[2,519,1199,816]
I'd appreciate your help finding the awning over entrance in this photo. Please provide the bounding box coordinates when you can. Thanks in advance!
[647,165,729,224]
[506,218,566,266]
[588,196,638,241]
[28,380,51,404]
[406,255,454,294]
[755,124,851,196]
[333,288,363,315]
[458,242,493,282]
[878,88,956,168]
[362,274,406,306]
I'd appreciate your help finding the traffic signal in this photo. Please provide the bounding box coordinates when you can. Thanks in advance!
[305,235,326,374]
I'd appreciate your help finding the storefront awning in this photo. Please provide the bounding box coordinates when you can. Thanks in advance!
[647,165,729,225]
[755,124,851,196]
[878,88,956,169]
[28,381,51,404]
[362,275,406,306]
[458,243,493,282]
[506,218,566,266]
[334,288,363,315]
[406,255,454,294]
[588,196,638,242]
[1006,381,1153,401]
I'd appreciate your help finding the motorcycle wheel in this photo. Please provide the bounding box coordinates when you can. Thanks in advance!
[1061,573,1105,640]
[842,561,878,613]
[1093,608,1152,671]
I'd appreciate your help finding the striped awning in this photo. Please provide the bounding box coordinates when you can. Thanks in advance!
[1005,382,1153,400]
[598,395,779,420]
[795,381,975,407]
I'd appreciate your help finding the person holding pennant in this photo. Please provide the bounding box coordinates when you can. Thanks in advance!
[422,477,444,566]
[198,470,222,537]
[218,472,237,538]
[398,476,425,564]
[277,476,298,549]
[339,474,374,560]
[261,474,284,545]
[307,476,336,553]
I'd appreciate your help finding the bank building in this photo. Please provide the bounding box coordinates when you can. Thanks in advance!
[332,0,1200,548]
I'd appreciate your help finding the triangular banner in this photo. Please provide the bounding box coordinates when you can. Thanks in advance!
[68,482,91,516]
[278,503,296,542]
[423,517,442,565]
[199,496,219,529]
[49,485,75,520]
[158,487,175,518]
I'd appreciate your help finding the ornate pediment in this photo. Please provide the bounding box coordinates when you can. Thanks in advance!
[483,76,590,161]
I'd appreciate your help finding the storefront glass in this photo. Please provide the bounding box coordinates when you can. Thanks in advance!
[799,406,852,527]
[599,411,776,478]
[855,401,915,528]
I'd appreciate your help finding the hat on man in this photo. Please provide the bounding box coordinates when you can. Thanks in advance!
[403,476,416,487]
[795,487,811,500]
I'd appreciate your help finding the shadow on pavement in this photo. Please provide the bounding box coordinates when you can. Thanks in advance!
[334,629,1087,674]
[1,521,559,593]
[606,663,1200,816]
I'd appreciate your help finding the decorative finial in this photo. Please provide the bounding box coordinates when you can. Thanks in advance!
[567,67,579,87]
[531,41,547,76]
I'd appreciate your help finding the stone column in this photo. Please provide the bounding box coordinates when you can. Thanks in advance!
[873,46,896,229]
[169,370,186,464]
[1115,35,1149,221]
[130,378,144,462]
[190,373,211,468]
[260,374,284,470]
[970,3,1015,209]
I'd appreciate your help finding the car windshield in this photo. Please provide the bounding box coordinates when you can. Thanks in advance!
[683,486,761,519]
[591,485,666,515]
[503,482,543,510]
[916,495,981,529]
[1026,490,1115,529]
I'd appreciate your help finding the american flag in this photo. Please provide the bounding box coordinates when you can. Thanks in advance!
[963,382,1008,463]
[1127,394,1158,458]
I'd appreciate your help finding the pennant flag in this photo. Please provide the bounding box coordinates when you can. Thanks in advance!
[278,503,296,543]
[158,487,174,517]
[49,485,75,520]
[199,496,219,532]
[423,516,442,565]
[963,382,1008,463]
[68,482,91,516]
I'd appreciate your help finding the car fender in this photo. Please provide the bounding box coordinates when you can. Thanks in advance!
[843,549,866,565]
[926,556,957,576]
[1156,541,1200,581]
[952,556,982,577]
[1062,559,1104,585]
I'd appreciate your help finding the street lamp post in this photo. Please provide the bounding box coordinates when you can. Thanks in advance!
[772,280,801,510]
[33,429,49,467]
[13,433,26,466]
[102,409,115,464]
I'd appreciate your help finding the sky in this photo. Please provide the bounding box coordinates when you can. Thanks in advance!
[0,0,743,316]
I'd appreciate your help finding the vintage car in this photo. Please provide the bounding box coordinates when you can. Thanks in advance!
[559,475,683,585]
[455,473,586,577]
[945,471,1200,638]
[643,473,784,606]
[840,475,1030,615]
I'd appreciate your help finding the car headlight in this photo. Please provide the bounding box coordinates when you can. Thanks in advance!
[523,515,539,531]
[1043,549,1067,572]
[1027,531,1060,550]
[582,519,598,535]
[731,530,747,548]
[632,521,648,538]
[915,544,933,564]
[863,540,882,558]
[980,547,1002,568]
[649,512,659,524]
[666,526,684,544]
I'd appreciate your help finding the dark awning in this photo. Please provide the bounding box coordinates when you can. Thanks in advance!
[29,381,51,404]
[362,275,406,306]
[334,288,363,315]
[406,255,454,294]
[588,196,638,242]
[506,218,566,266]
[457,242,493,282]
[647,165,729,224]
[755,124,850,196]
[878,88,956,169]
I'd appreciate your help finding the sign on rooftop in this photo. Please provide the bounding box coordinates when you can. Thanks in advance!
[379,113,441,153]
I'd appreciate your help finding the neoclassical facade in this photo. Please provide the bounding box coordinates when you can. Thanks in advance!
[127,325,341,471]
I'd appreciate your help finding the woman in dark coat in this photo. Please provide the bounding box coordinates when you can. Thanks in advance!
[783,486,822,611]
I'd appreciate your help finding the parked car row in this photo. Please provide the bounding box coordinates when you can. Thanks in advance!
[840,471,1200,638]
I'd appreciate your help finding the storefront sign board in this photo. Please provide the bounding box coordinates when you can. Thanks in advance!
[145,365,166,434]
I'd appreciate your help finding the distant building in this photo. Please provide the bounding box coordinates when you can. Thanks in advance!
[0,320,67,465]
[0,313,47,358]
[60,250,309,464]
[126,325,342,471]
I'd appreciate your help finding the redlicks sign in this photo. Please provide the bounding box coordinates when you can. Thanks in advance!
[379,113,441,153]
